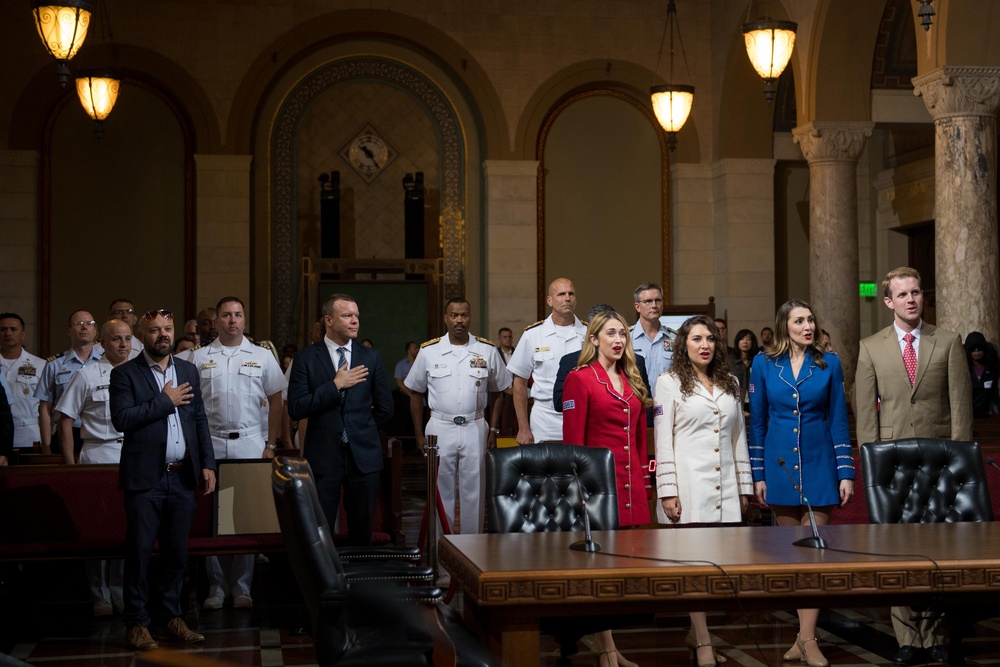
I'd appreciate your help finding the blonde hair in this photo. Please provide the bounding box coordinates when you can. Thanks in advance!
[766,299,828,369]
[881,267,921,298]
[577,311,652,408]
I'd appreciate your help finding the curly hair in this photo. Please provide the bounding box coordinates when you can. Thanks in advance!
[576,310,652,408]
[669,315,740,399]
[766,299,827,369]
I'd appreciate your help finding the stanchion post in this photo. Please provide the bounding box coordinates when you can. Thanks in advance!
[424,434,439,572]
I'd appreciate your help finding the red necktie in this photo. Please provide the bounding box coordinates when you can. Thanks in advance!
[902,333,916,386]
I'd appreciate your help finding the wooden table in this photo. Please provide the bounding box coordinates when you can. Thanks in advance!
[440,523,1000,665]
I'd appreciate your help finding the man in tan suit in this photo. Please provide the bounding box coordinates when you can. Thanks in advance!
[855,266,972,666]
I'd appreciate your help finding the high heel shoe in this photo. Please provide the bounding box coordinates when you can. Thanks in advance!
[592,648,639,667]
[783,635,828,667]
[685,630,728,664]
[690,642,718,667]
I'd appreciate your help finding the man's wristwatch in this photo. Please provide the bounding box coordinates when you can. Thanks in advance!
[266,443,277,451]
[490,428,500,435]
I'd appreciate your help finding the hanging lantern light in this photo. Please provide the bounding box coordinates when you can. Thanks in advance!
[649,0,694,152]
[75,70,120,141]
[650,84,694,152]
[742,19,797,104]
[30,0,96,87]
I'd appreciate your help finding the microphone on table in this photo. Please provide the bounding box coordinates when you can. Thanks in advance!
[569,461,601,553]
[776,457,828,549]
[987,457,1000,473]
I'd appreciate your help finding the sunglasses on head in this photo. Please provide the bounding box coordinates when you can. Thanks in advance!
[142,309,173,321]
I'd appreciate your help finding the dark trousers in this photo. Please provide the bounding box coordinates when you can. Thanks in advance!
[313,444,378,546]
[122,468,197,628]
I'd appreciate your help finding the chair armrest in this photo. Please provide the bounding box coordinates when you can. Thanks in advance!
[339,545,422,563]
[344,563,435,585]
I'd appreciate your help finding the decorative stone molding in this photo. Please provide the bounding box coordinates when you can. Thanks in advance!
[913,67,1000,120]
[792,122,875,163]
[270,57,464,346]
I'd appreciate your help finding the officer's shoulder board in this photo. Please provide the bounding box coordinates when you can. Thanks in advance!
[253,339,275,352]
[523,320,544,332]
[475,336,497,347]
[46,352,64,362]
[420,337,442,348]
[189,344,203,352]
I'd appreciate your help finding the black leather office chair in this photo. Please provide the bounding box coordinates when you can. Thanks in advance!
[486,443,646,666]
[861,438,994,666]
[271,456,497,667]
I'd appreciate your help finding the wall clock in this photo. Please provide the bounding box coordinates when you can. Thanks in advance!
[339,124,398,184]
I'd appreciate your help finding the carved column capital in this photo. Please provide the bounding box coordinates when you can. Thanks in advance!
[792,122,875,163]
[913,66,1000,120]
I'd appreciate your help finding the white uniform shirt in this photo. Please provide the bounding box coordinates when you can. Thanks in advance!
[184,337,287,449]
[1,350,46,448]
[505,315,586,405]
[405,336,512,417]
[55,358,123,444]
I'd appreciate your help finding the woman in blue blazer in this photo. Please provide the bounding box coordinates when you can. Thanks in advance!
[749,299,854,667]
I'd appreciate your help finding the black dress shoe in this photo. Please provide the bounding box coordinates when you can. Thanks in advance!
[893,645,923,666]
[927,645,948,663]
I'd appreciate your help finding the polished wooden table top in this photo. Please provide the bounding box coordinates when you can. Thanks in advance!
[441,523,1000,607]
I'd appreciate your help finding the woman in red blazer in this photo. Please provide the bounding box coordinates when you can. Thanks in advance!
[562,309,652,667]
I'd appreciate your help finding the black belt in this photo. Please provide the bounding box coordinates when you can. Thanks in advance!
[166,459,186,473]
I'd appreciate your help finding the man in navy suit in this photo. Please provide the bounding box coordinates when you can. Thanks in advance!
[110,310,217,651]
[287,294,393,545]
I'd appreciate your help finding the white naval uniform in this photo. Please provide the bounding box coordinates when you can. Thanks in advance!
[184,338,287,460]
[405,335,512,534]
[183,337,286,602]
[55,359,124,463]
[1,350,45,448]
[52,357,124,610]
[505,315,586,442]
[34,348,103,430]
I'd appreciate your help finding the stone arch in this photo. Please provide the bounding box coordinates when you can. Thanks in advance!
[513,59,699,162]
[8,43,219,152]
[266,56,467,347]
[225,9,507,157]
[804,0,886,122]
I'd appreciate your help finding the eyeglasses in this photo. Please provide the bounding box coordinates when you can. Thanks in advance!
[638,298,663,306]
[111,308,135,316]
[142,309,173,321]
[72,320,96,327]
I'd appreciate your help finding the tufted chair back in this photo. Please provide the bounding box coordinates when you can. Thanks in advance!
[860,438,994,524]
[486,443,618,534]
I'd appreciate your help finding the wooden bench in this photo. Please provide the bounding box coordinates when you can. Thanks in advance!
[0,437,405,562]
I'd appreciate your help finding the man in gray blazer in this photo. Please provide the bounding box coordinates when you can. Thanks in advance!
[855,266,972,665]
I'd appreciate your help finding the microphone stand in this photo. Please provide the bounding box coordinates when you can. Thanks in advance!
[776,457,828,549]
[568,461,601,552]
[987,457,1000,473]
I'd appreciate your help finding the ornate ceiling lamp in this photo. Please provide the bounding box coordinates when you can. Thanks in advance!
[30,1,95,87]
[74,0,121,141]
[75,71,120,141]
[742,2,797,104]
[649,0,694,152]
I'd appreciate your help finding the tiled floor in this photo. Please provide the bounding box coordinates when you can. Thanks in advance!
[2,450,998,666]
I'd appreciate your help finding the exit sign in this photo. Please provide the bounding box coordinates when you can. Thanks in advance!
[859,282,877,298]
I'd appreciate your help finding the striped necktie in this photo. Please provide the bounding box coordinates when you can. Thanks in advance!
[337,347,349,443]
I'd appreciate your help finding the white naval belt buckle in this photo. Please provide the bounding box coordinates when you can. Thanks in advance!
[452,416,467,425]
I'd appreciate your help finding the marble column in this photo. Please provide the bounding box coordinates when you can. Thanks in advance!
[792,122,874,384]
[914,67,1000,343]
[0,150,41,350]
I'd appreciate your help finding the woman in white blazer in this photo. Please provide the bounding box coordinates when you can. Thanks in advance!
[654,315,753,667]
